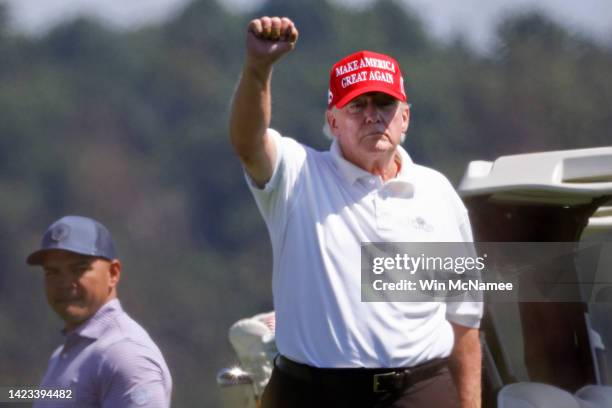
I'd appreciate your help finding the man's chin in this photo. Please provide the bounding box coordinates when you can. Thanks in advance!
[53,304,89,326]
[368,140,394,152]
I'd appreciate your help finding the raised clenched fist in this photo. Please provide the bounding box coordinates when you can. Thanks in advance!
[245,16,299,69]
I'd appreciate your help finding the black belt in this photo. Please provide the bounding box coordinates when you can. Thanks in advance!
[274,355,449,393]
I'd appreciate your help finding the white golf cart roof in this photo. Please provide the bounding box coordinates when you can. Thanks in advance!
[458,146,612,206]
[458,146,612,232]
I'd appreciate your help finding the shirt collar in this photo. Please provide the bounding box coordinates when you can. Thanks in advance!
[330,139,415,185]
[63,298,123,340]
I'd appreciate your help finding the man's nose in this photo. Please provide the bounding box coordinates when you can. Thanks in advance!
[55,273,78,289]
[363,102,381,123]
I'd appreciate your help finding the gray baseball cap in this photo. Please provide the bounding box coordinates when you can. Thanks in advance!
[27,215,117,265]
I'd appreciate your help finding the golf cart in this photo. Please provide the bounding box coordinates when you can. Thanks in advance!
[218,146,612,407]
[459,146,612,407]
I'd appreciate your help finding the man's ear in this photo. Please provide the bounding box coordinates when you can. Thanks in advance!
[109,260,121,288]
[401,103,410,133]
[326,110,338,136]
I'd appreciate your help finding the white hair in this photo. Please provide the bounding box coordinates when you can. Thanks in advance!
[322,118,334,140]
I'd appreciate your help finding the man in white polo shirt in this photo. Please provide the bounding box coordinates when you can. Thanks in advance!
[229,16,483,408]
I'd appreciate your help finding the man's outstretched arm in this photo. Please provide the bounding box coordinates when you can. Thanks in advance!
[229,16,298,187]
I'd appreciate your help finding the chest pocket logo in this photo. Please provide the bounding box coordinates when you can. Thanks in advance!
[130,386,150,406]
[411,216,434,232]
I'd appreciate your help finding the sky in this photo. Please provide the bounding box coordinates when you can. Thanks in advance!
[1,0,611,52]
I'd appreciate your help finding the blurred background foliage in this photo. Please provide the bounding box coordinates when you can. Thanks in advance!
[0,0,611,406]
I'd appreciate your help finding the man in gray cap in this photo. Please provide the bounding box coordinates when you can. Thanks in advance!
[27,215,172,408]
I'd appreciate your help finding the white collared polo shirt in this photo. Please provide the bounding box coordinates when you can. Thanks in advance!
[246,129,483,368]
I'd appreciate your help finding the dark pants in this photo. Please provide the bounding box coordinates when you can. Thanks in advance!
[261,358,460,408]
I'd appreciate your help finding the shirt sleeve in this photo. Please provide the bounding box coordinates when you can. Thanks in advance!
[446,297,483,329]
[445,186,484,329]
[244,128,308,232]
[98,341,172,408]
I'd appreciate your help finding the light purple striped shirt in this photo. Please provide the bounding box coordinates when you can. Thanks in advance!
[34,299,172,407]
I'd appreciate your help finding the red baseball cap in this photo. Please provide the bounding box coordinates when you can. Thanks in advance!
[328,50,407,109]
